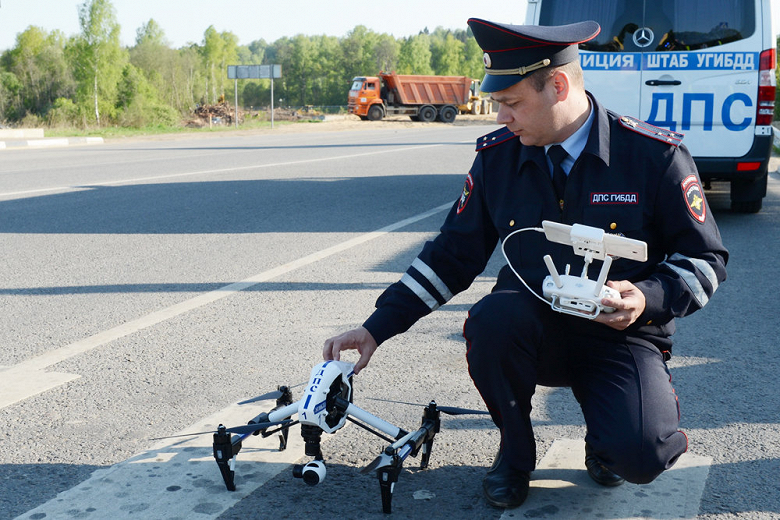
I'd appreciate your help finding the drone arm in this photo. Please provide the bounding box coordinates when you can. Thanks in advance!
[344,402,404,439]
[266,401,300,422]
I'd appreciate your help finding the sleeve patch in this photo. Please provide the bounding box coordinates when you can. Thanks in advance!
[681,174,706,223]
[457,172,474,214]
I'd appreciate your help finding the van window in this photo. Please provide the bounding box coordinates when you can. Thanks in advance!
[539,0,756,52]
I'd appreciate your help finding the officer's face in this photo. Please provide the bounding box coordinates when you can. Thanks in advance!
[492,73,564,147]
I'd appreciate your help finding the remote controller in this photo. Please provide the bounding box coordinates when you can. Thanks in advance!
[537,222,647,319]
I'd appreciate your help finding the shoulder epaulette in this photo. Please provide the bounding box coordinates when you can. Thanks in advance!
[476,127,516,152]
[618,115,683,147]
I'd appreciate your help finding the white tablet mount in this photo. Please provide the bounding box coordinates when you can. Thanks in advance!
[539,221,647,318]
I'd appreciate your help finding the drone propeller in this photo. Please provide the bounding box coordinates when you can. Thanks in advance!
[150,419,292,440]
[238,382,305,405]
[367,398,490,416]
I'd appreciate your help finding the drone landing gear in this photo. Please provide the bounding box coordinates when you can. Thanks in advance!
[366,401,442,513]
[213,425,242,491]
[213,386,296,492]
[378,452,403,514]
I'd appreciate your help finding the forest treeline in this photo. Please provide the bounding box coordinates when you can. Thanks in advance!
[0,0,484,129]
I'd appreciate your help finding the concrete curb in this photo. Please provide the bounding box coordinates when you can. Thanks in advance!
[0,136,103,150]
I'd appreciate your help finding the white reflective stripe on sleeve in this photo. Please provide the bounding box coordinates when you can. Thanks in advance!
[662,254,714,307]
[411,258,454,302]
[668,253,720,293]
[401,273,440,311]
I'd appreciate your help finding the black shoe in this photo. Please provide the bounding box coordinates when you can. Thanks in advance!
[483,450,530,508]
[585,444,625,487]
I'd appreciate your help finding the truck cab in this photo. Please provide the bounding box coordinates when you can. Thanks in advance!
[348,77,385,120]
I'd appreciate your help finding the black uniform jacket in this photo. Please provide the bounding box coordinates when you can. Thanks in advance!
[363,94,728,352]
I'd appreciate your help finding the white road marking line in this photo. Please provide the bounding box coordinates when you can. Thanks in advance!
[0,142,452,198]
[0,202,452,410]
[14,400,307,520]
[502,438,711,519]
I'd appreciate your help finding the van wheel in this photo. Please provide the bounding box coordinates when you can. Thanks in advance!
[418,105,436,122]
[731,199,762,213]
[437,105,457,123]
[730,173,767,213]
[367,105,384,121]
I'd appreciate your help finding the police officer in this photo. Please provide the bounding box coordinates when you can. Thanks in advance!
[324,19,728,509]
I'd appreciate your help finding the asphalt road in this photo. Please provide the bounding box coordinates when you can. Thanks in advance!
[1,121,778,519]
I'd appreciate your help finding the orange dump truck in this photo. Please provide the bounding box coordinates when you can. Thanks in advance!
[348,72,480,123]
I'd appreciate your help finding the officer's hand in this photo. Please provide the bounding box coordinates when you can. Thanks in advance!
[323,326,378,375]
[594,280,646,331]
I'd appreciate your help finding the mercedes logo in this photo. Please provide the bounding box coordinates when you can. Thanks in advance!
[633,27,655,48]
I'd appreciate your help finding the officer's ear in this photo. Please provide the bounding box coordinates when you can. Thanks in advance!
[551,70,570,101]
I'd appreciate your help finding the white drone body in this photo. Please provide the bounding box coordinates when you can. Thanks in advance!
[540,221,648,319]
[298,360,354,433]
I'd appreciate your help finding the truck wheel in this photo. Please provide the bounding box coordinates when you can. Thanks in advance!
[418,105,436,123]
[367,105,384,121]
[437,106,457,123]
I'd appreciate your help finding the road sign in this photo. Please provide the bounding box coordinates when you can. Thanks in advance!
[227,65,282,79]
[227,65,283,128]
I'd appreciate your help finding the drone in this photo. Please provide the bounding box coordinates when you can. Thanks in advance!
[163,360,488,513]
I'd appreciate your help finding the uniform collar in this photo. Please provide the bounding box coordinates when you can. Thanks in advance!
[518,91,610,171]
[582,91,611,168]
[543,100,594,174]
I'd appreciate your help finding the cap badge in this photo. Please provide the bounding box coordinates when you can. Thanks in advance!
[483,52,492,69]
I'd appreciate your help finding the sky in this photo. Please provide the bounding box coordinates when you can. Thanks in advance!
[0,0,529,52]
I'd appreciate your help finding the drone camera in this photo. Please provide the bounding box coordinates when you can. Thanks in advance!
[293,460,326,486]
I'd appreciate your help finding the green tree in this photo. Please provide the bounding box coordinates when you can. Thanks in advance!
[69,0,127,126]
[315,35,345,105]
[342,26,382,80]
[201,26,225,103]
[135,18,167,46]
[431,32,464,76]
[397,34,433,75]
[246,39,268,64]
[1,27,74,120]
[289,35,317,105]
[373,33,399,72]
[116,62,178,127]
[201,26,238,103]
[0,71,23,121]
[463,37,484,80]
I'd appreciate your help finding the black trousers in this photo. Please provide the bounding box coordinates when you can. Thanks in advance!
[463,289,688,484]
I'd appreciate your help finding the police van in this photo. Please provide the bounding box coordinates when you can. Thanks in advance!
[525,0,776,213]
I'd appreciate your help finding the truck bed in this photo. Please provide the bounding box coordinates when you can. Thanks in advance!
[380,72,471,106]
